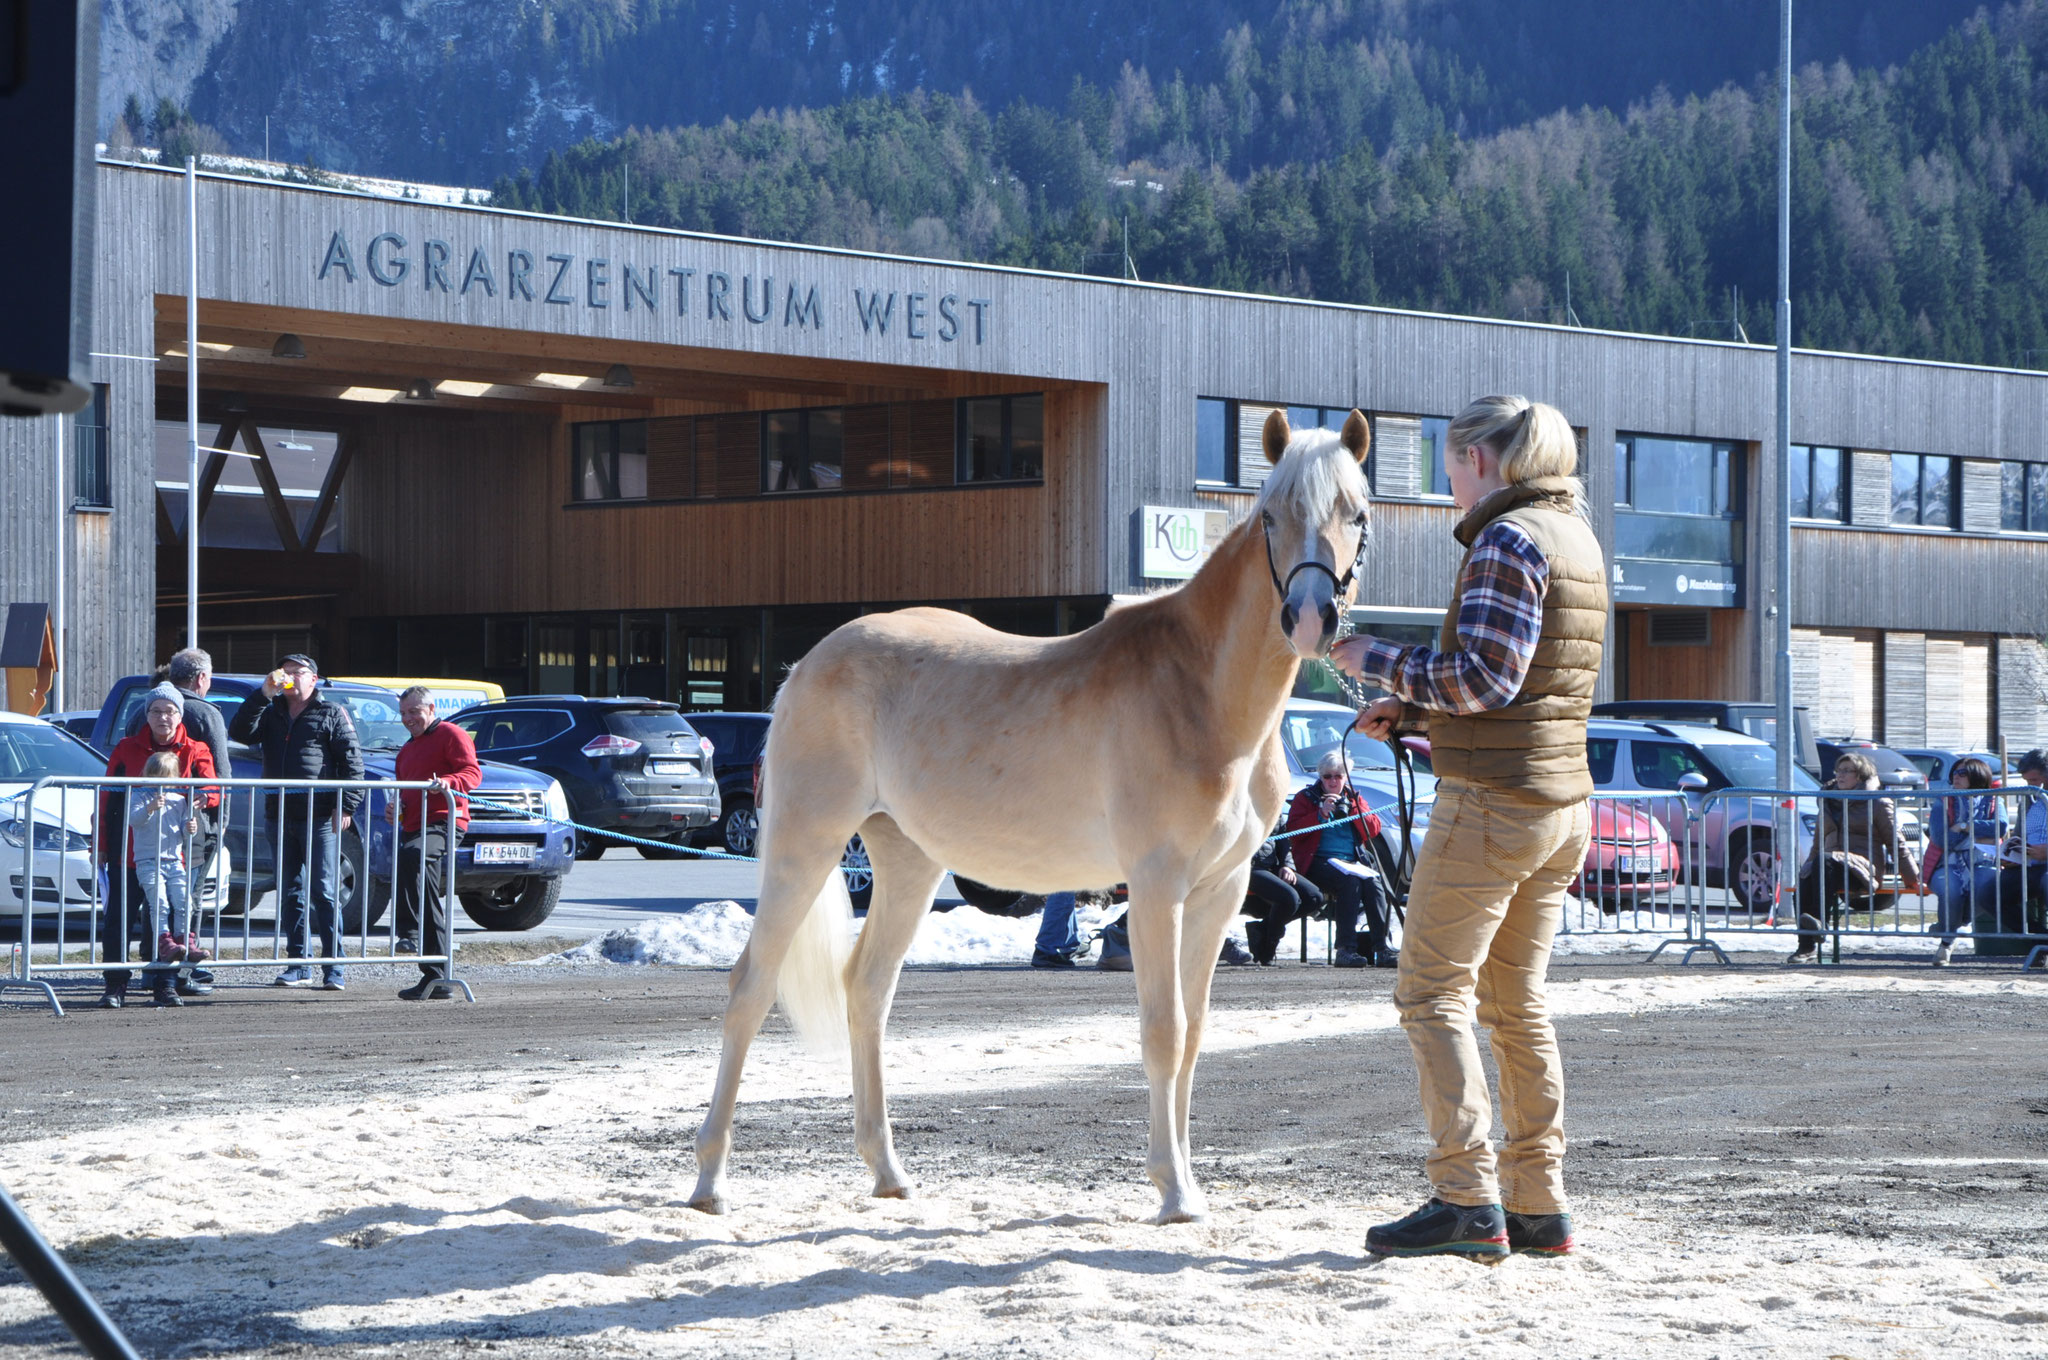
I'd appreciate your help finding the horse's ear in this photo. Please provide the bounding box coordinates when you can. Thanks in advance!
[1261,408,1292,464]
[1340,409,1371,464]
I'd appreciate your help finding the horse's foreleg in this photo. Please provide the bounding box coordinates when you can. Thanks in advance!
[1172,868,1250,1195]
[844,816,944,1199]
[1126,888,1200,1223]
[690,842,847,1214]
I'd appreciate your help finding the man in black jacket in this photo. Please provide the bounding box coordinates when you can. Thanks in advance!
[229,653,364,990]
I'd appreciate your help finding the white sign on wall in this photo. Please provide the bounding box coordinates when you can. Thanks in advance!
[1138,506,1230,579]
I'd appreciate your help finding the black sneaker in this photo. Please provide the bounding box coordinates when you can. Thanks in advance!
[1332,947,1370,969]
[175,976,214,997]
[398,979,454,1001]
[1506,1210,1574,1256]
[1030,949,1078,969]
[1217,937,1255,967]
[1365,1198,1509,1260]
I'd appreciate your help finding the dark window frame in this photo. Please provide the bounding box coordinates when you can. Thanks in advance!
[2000,460,2048,534]
[72,383,111,509]
[1613,433,1742,519]
[569,418,649,503]
[956,393,1045,484]
[1195,396,1239,487]
[1788,444,1849,523]
[761,406,846,494]
[1888,451,1960,530]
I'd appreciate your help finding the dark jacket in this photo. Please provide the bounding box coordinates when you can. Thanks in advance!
[1284,784,1382,865]
[127,685,230,799]
[229,688,366,817]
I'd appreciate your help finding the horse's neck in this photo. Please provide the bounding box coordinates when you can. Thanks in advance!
[1174,522,1300,754]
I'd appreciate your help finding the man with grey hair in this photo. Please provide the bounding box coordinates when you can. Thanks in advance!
[390,684,480,999]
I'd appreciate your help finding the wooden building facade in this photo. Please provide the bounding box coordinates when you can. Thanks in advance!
[4,161,2047,741]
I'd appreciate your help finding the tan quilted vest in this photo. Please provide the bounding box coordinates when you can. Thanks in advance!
[1427,476,1609,807]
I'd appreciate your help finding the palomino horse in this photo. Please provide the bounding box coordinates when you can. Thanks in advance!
[690,409,1371,1224]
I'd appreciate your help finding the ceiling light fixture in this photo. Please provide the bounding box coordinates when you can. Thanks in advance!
[404,379,437,401]
[603,363,635,388]
[271,333,307,359]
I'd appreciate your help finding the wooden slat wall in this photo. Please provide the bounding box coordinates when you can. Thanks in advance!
[1961,461,2003,533]
[1791,527,2048,635]
[1958,638,1992,748]
[711,414,760,497]
[1371,415,1424,497]
[645,416,694,500]
[1849,451,1892,526]
[1883,632,1926,746]
[1998,637,2048,747]
[1623,608,1746,701]
[841,405,890,490]
[1924,637,1963,749]
[1237,404,1281,488]
[891,398,955,487]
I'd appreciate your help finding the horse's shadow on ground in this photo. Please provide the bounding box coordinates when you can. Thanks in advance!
[0,1196,1377,1354]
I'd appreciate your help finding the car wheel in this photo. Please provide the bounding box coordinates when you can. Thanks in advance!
[338,828,389,934]
[1728,831,1776,914]
[841,834,873,914]
[574,837,607,861]
[720,801,759,857]
[460,876,563,932]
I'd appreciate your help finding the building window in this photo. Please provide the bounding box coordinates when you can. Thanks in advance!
[571,419,648,501]
[957,394,1044,483]
[1788,445,1846,522]
[2001,461,2048,533]
[72,383,110,508]
[1196,397,1237,485]
[153,419,346,550]
[1610,434,1745,606]
[1890,452,1957,528]
[1615,435,1737,516]
[763,407,844,492]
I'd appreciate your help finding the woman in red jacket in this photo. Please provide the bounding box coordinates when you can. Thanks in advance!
[1284,750,1393,968]
[97,683,219,1008]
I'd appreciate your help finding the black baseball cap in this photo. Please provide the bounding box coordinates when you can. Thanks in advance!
[279,653,319,673]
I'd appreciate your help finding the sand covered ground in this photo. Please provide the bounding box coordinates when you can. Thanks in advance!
[0,960,2043,1358]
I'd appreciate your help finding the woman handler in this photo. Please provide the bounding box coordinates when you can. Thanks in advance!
[1332,395,1605,1259]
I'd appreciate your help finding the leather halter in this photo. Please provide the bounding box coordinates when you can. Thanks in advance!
[1262,511,1371,614]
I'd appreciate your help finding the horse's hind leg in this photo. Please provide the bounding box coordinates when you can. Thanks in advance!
[1171,867,1251,1199]
[844,815,945,1199]
[689,835,848,1214]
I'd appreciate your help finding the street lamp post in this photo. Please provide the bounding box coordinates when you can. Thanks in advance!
[185,157,200,652]
[1774,0,1797,883]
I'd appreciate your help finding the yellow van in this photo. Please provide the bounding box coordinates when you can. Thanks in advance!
[340,677,505,722]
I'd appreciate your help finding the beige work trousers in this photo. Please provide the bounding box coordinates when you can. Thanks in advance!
[1393,780,1590,1214]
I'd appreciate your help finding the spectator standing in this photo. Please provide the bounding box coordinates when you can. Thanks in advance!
[1284,752,1393,968]
[1032,892,1085,968]
[97,684,219,1008]
[1994,749,2048,937]
[1922,757,2004,966]
[1793,752,1921,965]
[390,686,481,999]
[230,654,364,990]
[127,647,230,983]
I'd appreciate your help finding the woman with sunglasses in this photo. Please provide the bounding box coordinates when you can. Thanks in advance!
[1282,750,1394,968]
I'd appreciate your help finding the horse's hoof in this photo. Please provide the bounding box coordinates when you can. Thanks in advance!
[872,1182,915,1201]
[687,1193,729,1216]
[1151,1203,1206,1226]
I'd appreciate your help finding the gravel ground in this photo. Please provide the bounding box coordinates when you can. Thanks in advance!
[0,953,2044,1358]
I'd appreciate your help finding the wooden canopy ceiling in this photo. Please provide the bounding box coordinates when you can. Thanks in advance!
[152,298,974,415]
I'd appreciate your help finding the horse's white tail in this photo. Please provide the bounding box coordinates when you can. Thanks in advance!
[773,859,854,1056]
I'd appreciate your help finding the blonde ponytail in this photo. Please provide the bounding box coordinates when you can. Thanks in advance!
[1446,396,1578,485]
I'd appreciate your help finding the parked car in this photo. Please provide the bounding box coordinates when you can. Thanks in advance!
[1814,739,1928,790]
[88,674,575,932]
[683,712,771,854]
[1895,747,2012,787]
[1570,798,1679,908]
[44,711,100,741]
[1591,700,1821,776]
[1588,718,1822,912]
[450,697,719,861]
[1,709,232,922]
[337,676,505,721]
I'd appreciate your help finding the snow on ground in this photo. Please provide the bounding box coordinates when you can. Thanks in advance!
[2,973,2042,1357]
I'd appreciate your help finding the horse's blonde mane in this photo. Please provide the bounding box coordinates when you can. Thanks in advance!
[1252,427,1369,525]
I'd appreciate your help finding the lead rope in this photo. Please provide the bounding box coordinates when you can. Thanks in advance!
[1323,612,1416,921]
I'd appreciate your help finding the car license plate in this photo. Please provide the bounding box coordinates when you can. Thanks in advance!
[649,760,690,775]
[1616,855,1640,874]
[472,842,535,865]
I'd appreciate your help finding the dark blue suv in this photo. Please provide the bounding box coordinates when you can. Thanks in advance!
[450,698,719,859]
[90,675,576,931]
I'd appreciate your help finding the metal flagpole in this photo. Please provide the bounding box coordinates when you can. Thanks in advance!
[185,157,200,652]
[1774,0,1796,859]
[51,414,64,714]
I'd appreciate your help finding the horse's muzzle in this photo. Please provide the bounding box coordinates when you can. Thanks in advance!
[1281,568,1341,658]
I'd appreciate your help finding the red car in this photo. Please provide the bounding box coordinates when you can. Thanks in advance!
[1571,799,1679,907]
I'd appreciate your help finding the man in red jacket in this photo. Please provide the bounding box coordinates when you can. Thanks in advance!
[97,683,220,1008]
[390,686,481,999]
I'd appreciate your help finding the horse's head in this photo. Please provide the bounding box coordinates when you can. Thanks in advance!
[1254,408,1372,658]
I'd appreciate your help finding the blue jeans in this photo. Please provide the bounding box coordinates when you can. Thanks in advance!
[1931,861,1999,939]
[1035,891,1079,957]
[278,809,340,962]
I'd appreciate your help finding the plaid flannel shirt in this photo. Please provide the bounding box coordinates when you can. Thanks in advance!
[1346,519,1550,716]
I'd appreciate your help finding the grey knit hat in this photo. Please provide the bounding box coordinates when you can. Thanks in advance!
[144,682,185,716]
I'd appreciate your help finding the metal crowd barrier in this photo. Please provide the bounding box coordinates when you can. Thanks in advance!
[2,774,473,1017]
[1550,781,2048,968]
